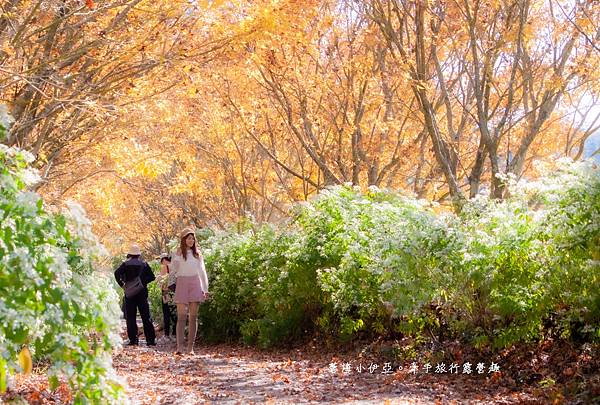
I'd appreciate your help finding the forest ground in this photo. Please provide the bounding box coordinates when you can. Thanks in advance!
[4,321,598,404]
[112,339,541,404]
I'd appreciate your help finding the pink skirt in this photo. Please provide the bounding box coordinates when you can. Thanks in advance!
[174,275,206,304]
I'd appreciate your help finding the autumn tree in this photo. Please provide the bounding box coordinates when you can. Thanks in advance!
[4,0,597,252]
[0,0,223,187]
[366,0,599,202]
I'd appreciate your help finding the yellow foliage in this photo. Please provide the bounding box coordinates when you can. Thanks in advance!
[18,347,32,375]
[15,0,596,254]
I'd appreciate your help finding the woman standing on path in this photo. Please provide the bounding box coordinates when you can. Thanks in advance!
[170,227,209,354]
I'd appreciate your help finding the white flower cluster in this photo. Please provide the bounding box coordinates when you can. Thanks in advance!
[0,104,14,132]
[0,146,124,402]
[63,200,109,263]
[0,144,34,163]
[15,191,41,215]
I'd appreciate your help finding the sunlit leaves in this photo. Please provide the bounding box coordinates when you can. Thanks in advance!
[17,347,32,375]
[15,0,597,254]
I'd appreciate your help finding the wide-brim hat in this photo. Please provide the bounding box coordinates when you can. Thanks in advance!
[127,244,142,256]
[179,227,195,239]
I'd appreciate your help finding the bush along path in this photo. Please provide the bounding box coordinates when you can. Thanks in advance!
[0,143,124,403]
[175,159,599,368]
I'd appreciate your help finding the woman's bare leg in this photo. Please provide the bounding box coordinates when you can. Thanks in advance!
[187,302,200,353]
[176,303,188,353]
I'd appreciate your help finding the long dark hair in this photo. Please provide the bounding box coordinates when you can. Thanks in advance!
[180,233,200,261]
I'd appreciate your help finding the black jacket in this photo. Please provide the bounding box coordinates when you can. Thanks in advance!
[114,257,155,289]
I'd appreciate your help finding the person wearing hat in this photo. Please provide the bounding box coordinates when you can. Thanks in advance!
[158,253,177,341]
[170,227,209,354]
[114,244,157,346]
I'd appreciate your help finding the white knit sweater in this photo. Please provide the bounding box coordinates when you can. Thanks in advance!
[171,251,209,293]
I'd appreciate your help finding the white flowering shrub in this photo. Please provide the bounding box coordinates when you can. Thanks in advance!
[0,143,124,403]
[244,226,322,347]
[447,159,599,347]
[199,160,599,349]
[298,186,438,338]
[199,225,305,347]
[456,195,549,346]
[200,186,455,345]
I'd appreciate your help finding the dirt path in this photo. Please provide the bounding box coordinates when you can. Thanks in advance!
[113,338,539,404]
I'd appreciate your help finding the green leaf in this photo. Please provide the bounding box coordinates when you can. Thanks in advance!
[0,359,7,394]
[49,374,59,391]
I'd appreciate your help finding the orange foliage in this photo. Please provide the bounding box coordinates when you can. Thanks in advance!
[0,0,597,253]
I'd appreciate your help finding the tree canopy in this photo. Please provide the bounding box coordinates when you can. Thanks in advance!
[1,0,598,252]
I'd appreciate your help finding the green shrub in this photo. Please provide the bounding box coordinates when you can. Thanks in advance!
[199,222,323,347]
[192,159,600,350]
[147,261,163,328]
[199,228,264,342]
[456,197,547,347]
[246,227,320,347]
[0,144,123,403]
[526,160,600,342]
[452,159,600,347]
